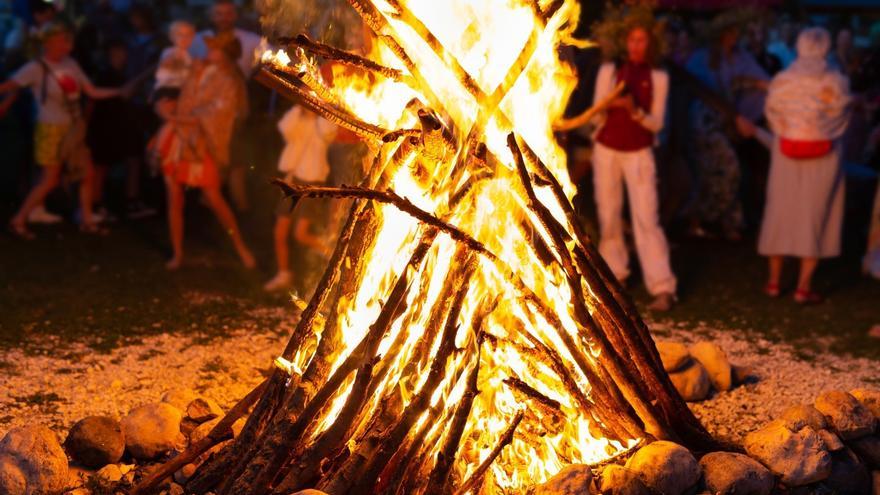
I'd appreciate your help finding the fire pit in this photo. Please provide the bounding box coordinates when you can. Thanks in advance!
[135,1,712,494]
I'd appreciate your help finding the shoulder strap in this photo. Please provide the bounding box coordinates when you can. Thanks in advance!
[37,58,49,105]
[37,58,81,118]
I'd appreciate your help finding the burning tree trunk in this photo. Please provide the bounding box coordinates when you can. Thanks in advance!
[134,1,714,494]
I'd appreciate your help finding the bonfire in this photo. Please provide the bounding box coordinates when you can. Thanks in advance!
[134,1,712,493]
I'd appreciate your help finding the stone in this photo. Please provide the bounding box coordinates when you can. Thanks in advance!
[699,452,775,495]
[291,491,330,495]
[824,448,871,494]
[0,455,27,495]
[186,398,223,423]
[625,441,700,495]
[744,420,832,486]
[852,389,880,420]
[732,365,757,385]
[818,429,845,451]
[0,425,69,495]
[64,416,125,469]
[849,435,880,467]
[533,464,593,495]
[122,403,185,460]
[656,342,690,372]
[689,341,733,392]
[815,391,876,440]
[781,404,828,432]
[96,463,123,482]
[161,389,197,411]
[598,464,649,495]
[190,418,221,445]
[169,482,185,495]
[668,360,711,402]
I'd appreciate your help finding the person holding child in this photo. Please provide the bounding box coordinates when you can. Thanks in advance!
[152,31,254,270]
[0,21,129,238]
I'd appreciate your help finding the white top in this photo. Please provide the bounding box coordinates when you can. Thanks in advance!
[12,57,91,125]
[190,27,262,76]
[277,106,337,183]
[155,47,193,89]
[592,62,668,139]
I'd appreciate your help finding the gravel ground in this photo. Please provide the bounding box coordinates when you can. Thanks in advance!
[0,306,295,437]
[652,320,880,445]
[1,316,878,446]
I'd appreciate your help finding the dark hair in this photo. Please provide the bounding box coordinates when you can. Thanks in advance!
[29,0,56,15]
[129,4,156,32]
[104,38,128,53]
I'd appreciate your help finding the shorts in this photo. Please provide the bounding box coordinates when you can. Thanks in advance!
[34,122,91,181]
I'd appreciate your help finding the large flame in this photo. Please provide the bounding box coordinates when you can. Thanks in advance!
[264,0,638,491]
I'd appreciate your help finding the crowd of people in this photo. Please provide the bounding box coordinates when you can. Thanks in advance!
[1,1,879,309]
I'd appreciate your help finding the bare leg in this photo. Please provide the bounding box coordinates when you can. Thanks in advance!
[796,257,819,292]
[274,216,292,274]
[12,164,62,227]
[227,165,249,212]
[201,185,255,268]
[767,256,784,287]
[294,217,326,254]
[164,176,185,270]
[78,162,97,228]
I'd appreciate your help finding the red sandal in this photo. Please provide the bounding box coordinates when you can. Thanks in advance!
[794,289,824,305]
[763,283,781,298]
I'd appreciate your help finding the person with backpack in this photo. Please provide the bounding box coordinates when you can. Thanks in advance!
[0,20,129,238]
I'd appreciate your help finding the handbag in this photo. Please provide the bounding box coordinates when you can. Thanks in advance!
[779,137,833,160]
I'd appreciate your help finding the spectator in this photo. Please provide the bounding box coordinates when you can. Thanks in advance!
[0,20,127,238]
[190,0,260,77]
[264,104,337,292]
[152,31,253,270]
[590,8,677,311]
[86,39,143,219]
[757,27,851,304]
[685,12,768,240]
[190,0,261,212]
[3,0,57,67]
[746,20,782,76]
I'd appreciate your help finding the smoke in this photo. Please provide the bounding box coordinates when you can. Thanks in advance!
[255,0,363,49]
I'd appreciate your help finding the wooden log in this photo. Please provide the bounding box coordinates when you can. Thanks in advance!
[452,410,525,495]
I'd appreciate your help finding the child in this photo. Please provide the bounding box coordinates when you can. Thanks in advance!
[0,21,128,238]
[264,105,337,291]
[154,20,195,103]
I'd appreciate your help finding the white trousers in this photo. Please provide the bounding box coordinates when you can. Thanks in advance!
[592,142,677,296]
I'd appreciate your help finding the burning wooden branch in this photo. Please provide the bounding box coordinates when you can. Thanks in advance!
[139,1,718,494]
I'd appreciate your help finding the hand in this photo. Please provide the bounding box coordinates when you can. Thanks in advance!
[610,95,635,113]
[735,115,756,138]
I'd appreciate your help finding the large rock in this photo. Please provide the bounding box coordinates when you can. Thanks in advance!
[64,416,125,469]
[625,441,700,495]
[851,389,880,420]
[598,465,649,495]
[700,452,775,495]
[818,429,845,452]
[160,389,197,411]
[668,360,711,402]
[186,397,223,423]
[849,435,880,467]
[689,341,733,392]
[823,448,871,495]
[656,342,690,372]
[744,420,832,486]
[533,464,593,495]
[0,425,69,495]
[815,391,876,440]
[122,403,185,460]
[781,404,828,432]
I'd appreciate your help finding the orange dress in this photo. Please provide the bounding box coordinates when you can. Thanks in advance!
[157,63,246,188]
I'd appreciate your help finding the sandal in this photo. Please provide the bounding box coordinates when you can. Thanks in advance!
[794,289,824,305]
[8,221,35,240]
[763,283,781,298]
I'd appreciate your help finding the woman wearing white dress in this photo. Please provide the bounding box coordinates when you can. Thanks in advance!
[759,27,851,304]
